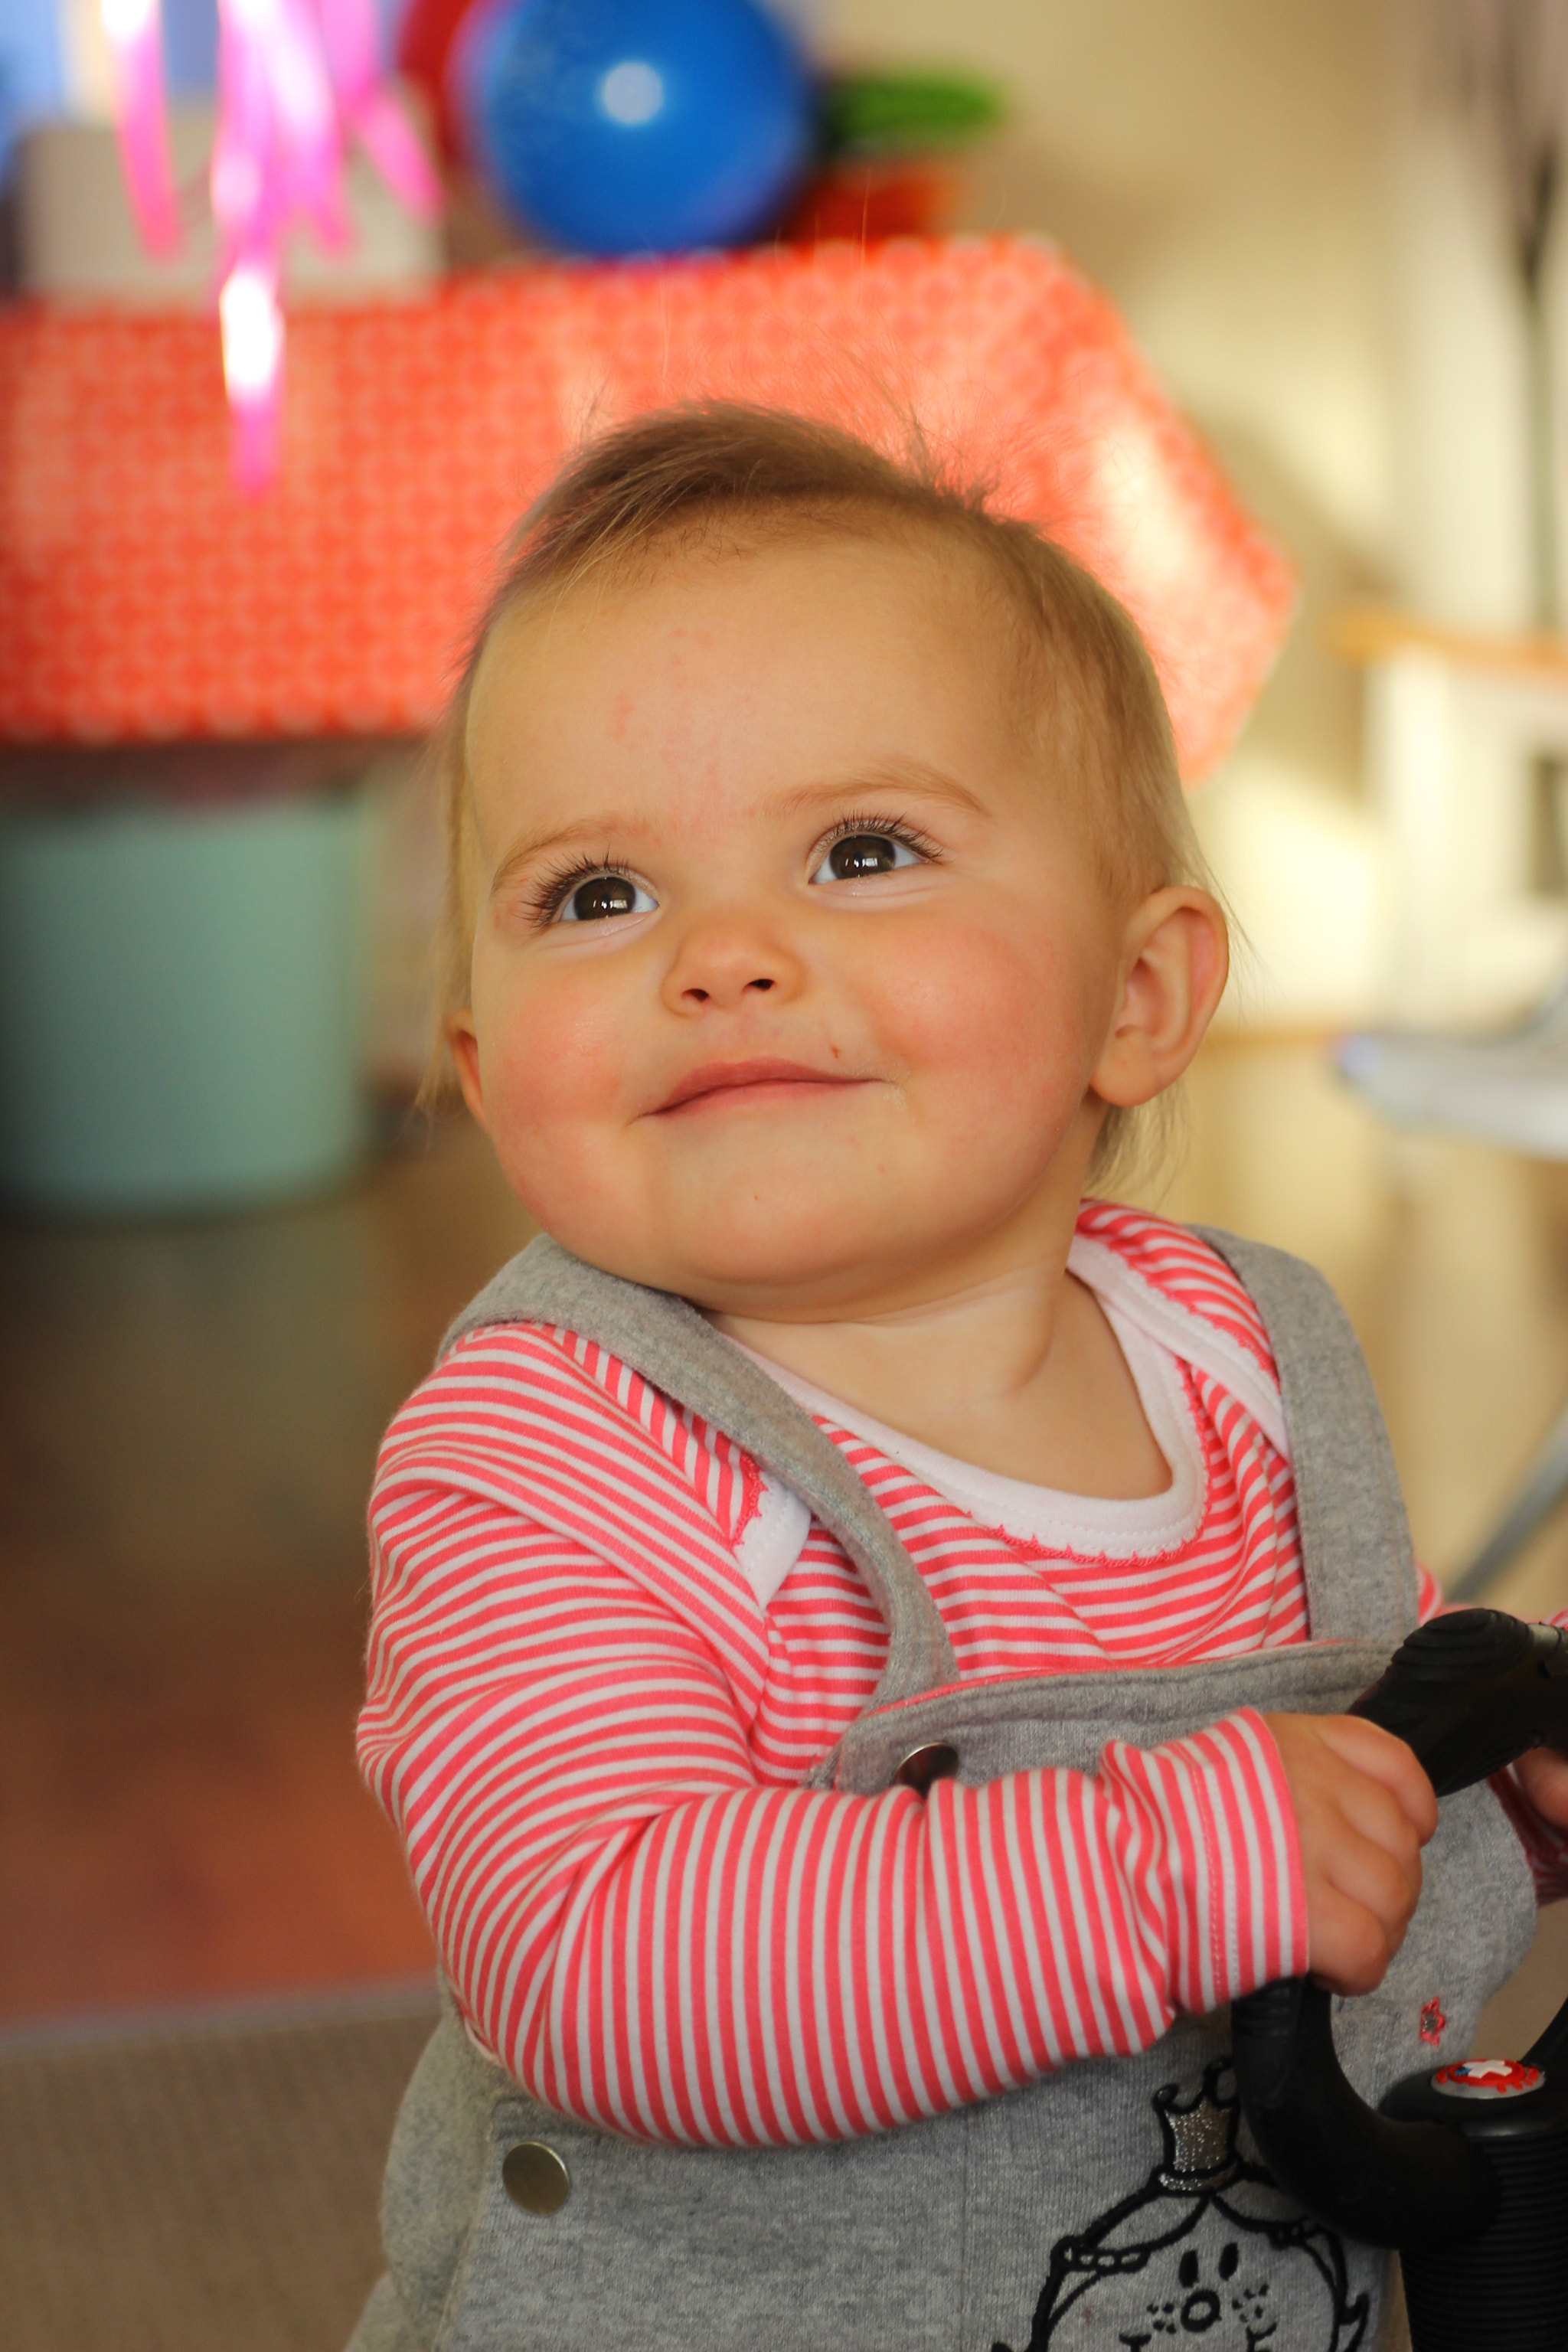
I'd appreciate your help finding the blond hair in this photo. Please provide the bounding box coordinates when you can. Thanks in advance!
[427,402,1216,1179]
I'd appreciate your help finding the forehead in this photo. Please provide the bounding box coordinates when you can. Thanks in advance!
[464,528,1032,815]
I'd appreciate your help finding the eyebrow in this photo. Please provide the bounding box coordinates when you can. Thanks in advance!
[770,762,989,823]
[485,760,988,900]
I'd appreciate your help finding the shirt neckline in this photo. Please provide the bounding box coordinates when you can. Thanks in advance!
[732,1291,1210,1563]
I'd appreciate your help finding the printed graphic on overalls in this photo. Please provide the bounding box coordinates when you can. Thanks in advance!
[995,2060,1368,2351]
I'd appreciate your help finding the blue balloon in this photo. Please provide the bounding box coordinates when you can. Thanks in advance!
[459,0,815,257]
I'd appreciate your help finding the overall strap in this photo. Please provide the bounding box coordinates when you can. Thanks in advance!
[1194,1227,1418,1648]
[439,1233,959,1707]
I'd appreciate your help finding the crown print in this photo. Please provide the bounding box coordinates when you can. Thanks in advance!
[1154,2060,1243,2192]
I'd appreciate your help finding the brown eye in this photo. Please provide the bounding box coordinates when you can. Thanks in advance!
[832,833,896,877]
[555,872,655,923]
[813,831,921,884]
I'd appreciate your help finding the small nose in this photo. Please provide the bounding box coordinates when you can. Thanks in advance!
[684,973,776,1006]
[662,913,802,1014]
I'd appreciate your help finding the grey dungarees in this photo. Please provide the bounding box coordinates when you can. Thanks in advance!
[350,1227,1536,2352]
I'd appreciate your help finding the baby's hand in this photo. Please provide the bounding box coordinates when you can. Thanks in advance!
[1263,1713,1439,1998]
[1514,1743,1568,1834]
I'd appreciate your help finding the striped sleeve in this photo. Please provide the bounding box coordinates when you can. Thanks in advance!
[358,1358,1307,2144]
[1099,1711,1306,2017]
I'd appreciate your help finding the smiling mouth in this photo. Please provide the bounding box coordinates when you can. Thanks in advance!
[654,1058,869,1114]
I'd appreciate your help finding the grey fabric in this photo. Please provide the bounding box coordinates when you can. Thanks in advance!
[351,1226,1538,2352]
[348,2274,425,2352]
[1194,1228,1417,1651]
[440,1235,956,1710]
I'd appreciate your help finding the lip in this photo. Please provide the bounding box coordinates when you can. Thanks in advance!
[654,1057,867,1114]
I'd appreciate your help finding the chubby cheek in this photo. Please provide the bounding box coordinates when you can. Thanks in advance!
[470,957,641,1217]
[864,910,1107,1147]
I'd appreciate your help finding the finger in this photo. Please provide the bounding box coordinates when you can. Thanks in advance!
[1305,1884,1394,1997]
[1515,1746,1568,1829]
[1328,1775,1426,1899]
[1314,1717,1439,1838]
[1316,1829,1422,1945]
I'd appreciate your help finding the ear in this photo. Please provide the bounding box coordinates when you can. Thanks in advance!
[446,1009,490,1132]
[1090,887,1229,1110]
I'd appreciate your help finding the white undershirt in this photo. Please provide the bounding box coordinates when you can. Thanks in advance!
[727,1233,1291,1612]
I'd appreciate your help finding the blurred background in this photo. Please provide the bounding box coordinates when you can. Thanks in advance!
[5,2,1568,2345]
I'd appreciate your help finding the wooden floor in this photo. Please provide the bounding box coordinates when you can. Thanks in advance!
[3,1041,1566,2036]
[1,1112,533,2021]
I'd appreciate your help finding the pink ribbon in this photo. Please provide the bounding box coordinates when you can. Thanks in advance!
[100,0,181,253]
[101,0,443,492]
[320,0,444,220]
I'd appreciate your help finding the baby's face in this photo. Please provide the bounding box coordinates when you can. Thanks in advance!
[456,534,1140,1319]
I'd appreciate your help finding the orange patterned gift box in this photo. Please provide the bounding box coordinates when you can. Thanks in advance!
[0,236,1293,769]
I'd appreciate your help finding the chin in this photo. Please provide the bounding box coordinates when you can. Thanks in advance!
[656,1221,923,1315]
[564,1196,889,1309]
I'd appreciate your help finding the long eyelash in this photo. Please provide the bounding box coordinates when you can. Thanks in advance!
[818,811,943,864]
[522,812,938,923]
[522,851,631,925]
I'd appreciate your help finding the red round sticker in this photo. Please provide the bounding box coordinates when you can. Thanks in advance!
[1432,2059,1544,2101]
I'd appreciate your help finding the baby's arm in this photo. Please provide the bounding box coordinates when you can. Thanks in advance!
[361,1388,1308,2148]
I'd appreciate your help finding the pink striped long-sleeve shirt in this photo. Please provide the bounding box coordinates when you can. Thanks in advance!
[358,1203,1566,2148]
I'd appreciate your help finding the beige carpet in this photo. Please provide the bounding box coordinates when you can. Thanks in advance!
[0,1981,439,2352]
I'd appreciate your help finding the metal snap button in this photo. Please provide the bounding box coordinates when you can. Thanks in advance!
[893,1740,960,1795]
[502,2139,572,2215]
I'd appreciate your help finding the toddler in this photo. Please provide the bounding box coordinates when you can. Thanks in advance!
[351,406,1568,2352]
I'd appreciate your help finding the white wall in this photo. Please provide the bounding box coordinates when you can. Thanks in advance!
[822,0,1432,1024]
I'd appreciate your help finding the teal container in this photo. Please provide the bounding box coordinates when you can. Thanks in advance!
[0,791,368,1214]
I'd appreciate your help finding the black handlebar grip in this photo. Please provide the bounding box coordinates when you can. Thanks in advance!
[1232,1609,1568,2255]
[1348,1609,1568,1795]
[1232,1976,1498,2252]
